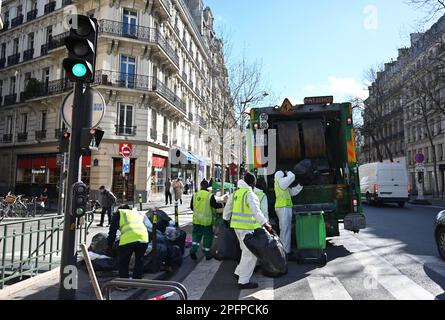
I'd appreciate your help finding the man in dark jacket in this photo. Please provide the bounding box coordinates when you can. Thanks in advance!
[98,186,117,227]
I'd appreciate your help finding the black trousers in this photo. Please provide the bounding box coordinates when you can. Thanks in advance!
[165,191,172,205]
[100,207,112,225]
[118,242,148,279]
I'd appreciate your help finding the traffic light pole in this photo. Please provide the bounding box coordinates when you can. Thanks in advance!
[59,82,93,300]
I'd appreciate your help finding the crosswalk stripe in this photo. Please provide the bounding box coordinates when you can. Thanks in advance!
[181,259,222,300]
[239,274,274,300]
[307,275,353,300]
[342,233,436,300]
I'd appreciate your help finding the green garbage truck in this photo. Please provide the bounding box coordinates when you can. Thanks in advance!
[247,96,366,238]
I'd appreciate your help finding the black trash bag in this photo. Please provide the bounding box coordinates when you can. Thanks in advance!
[292,159,316,186]
[166,229,187,255]
[147,209,172,233]
[166,245,183,268]
[91,258,118,272]
[88,233,119,257]
[244,228,288,278]
[211,223,241,261]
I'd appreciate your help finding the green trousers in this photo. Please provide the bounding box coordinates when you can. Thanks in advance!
[190,224,214,258]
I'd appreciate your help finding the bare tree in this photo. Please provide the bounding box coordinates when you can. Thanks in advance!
[407,0,445,22]
[203,38,267,192]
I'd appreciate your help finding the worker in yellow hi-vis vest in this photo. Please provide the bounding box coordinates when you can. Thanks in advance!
[108,205,150,279]
[189,179,224,261]
[274,171,303,256]
[224,172,272,290]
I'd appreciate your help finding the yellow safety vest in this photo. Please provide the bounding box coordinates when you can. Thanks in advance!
[274,178,293,209]
[119,209,149,246]
[231,188,261,231]
[193,190,214,226]
[255,191,266,204]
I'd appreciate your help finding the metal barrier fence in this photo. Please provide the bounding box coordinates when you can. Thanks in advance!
[0,212,94,289]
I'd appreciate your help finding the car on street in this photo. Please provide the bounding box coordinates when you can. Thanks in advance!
[436,210,445,261]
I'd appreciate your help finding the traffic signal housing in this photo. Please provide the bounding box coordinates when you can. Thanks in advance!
[63,15,98,83]
[59,131,71,153]
[72,182,88,218]
[80,128,104,155]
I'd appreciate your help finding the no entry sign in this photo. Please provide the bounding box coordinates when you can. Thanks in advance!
[415,153,425,164]
[119,144,133,158]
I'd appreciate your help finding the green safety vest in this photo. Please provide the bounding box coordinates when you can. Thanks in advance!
[274,178,293,209]
[231,188,261,231]
[119,209,149,247]
[193,190,214,226]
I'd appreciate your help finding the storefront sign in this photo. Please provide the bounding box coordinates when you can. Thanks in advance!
[123,157,130,174]
[32,169,46,175]
[152,155,167,168]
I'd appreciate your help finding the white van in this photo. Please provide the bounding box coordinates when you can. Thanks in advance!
[359,162,409,207]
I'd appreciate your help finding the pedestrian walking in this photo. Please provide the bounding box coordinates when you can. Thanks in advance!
[165,178,172,206]
[39,186,49,211]
[274,171,303,257]
[173,178,184,205]
[108,205,150,280]
[189,180,224,260]
[223,172,272,290]
[98,186,117,227]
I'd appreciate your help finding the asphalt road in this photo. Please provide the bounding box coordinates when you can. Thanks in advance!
[156,203,445,300]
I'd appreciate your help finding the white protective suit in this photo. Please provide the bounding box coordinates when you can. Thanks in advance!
[224,180,268,285]
[274,171,303,254]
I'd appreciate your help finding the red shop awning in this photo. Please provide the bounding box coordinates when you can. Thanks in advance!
[47,157,58,169]
[17,158,32,169]
[33,158,46,169]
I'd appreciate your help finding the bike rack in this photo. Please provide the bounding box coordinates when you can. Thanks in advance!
[102,278,189,301]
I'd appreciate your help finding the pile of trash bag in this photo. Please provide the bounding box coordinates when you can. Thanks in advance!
[211,223,241,262]
[244,228,288,278]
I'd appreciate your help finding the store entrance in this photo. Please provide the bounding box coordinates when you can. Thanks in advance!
[112,158,135,202]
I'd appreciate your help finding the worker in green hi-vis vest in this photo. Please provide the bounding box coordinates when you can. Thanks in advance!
[189,179,225,261]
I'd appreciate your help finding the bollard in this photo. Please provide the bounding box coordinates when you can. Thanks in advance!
[139,194,143,211]
[175,201,179,228]
[151,208,160,272]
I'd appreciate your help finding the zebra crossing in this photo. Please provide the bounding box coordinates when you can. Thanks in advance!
[174,230,445,300]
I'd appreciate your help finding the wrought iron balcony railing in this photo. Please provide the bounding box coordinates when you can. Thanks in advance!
[23,48,34,62]
[2,134,12,143]
[2,20,9,32]
[162,134,169,144]
[98,19,179,66]
[17,132,28,142]
[7,53,20,67]
[4,94,17,106]
[0,58,5,69]
[11,15,24,28]
[27,9,38,22]
[41,32,69,55]
[44,1,56,15]
[35,130,47,140]
[115,125,137,136]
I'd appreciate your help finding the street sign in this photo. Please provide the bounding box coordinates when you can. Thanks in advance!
[61,87,106,129]
[119,144,133,158]
[415,153,425,164]
[123,157,130,174]
[415,164,425,173]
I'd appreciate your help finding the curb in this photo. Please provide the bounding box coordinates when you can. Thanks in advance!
[409,200,433,205]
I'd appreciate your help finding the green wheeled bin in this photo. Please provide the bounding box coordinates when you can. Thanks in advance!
[295,211,327,266]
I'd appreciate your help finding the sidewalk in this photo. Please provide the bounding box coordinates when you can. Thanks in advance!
[409,195,445,208]
[0,202,195,300]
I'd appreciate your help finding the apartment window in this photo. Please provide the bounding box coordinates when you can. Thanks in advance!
[17,5,23,16]
[4,11,9,23]
[1,43,5,59]
[117,104,134,135]
[41,111,47,131]
[30,0,37,10]
[42,68,50,91]
[120,55,135,88]
[6,116,13,134]
[46,26,53,43]
[439,145,444,161]
[10,77,16,94]
[163,117,168,135]
[20,113,28,133]
[123,9,137,36]
[151,109,157,137]
[28,33,34,49]
[13,38,19,54]
[0,80,3,99]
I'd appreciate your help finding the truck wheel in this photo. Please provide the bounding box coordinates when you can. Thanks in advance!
[398,202,406,208]
[436,227,445,261]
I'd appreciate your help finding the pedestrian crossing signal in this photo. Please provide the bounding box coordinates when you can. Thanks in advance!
[59,131,71,153]
[80,128,104,155]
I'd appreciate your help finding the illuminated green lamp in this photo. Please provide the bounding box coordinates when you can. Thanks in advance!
[76,208,85,216]
[72,63,87,78]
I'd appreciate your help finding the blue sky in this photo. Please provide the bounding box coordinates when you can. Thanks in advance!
[205,0,436,105]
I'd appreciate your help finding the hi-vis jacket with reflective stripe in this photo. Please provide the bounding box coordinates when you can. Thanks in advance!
[274,178,293,209]
[231,188,261,230]
[193,190,214,226]
[118,209,149,246]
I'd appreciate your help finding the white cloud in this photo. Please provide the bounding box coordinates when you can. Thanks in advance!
[303,77,369,102]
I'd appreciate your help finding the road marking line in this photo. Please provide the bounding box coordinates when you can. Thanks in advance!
[181,259,222,300]
[342,234,436,300]
[306,275,352,300]
[239,274,274,300]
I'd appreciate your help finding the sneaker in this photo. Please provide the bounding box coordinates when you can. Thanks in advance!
[238,282,259,290]
[190,252,198,261]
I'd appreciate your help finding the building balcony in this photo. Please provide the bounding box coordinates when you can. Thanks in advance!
[98,20,179,70]
[35,130,47,141]
[2,20,9,32]
[2,134,12,143]
[17,132,28,142]
[27,9,38,22]
[153,0,172,21]
[55,128,64,139]
[7,53,20,67]
[23,79,73,102]
[44,1,57,15]
[41,32,70,55]
[23,48,34,62]
[0,58,5,69]
[115,125,137,136]
[11,14,24,28]
[62,0,73,5]
[150,129,157,140]
[4,94,17,106]
[95,70,186,115]
[162,134,169,145]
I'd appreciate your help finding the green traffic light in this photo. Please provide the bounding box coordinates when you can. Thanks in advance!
[72,63,87,78]
[76,208,84,216]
